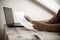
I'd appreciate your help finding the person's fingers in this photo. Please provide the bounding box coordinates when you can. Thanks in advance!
[31,21,40,24]
[31,21,37,24]
[24,15,29,20]
[24,15,29,19]
[24,15,32,22]
[32,24,37,29]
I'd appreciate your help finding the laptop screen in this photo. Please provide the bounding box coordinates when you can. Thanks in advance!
[3,7,14,25]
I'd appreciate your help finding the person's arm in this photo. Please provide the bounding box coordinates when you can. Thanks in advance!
[24,15,60,33]
[39,21,60,32]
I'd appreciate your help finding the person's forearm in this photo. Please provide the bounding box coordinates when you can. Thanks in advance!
[42,23,60,32]
[33,21,60,32]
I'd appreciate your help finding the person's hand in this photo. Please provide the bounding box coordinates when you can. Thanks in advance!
[31,21,46,31]
[24,15,46,31]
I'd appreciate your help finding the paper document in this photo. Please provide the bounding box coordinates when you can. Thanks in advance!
[14,12,35,30]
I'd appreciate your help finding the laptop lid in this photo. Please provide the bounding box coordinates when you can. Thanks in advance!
[3,7,14,25]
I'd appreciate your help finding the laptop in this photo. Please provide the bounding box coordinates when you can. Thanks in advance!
[3,7,24,27]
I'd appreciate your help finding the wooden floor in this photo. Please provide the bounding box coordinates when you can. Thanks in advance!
[6,27,60,40]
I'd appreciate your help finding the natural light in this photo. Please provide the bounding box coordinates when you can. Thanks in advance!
[36,0,60,13]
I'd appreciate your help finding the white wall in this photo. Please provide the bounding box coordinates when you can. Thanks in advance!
[0,4,6,27]
[36,0,60,13]
[54,0,60,5]
[0,0,56,27]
